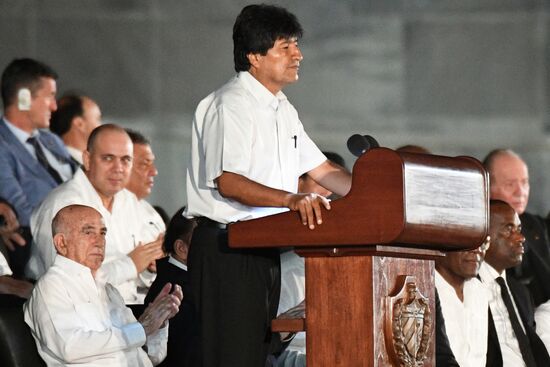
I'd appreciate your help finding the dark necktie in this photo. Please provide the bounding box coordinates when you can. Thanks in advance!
[495,276,537,367]
[27,136,63,184]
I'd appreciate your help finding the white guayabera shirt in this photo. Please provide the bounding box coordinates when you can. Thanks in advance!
[24,255,168,367]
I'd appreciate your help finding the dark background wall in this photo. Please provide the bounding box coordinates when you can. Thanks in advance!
[2,0,550,217]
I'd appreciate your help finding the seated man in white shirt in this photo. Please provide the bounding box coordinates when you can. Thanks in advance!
[27,124,164,304]
[479,200,550,366]
[435,236,490,367]
[125,129,166,242]
[24,204,182,366]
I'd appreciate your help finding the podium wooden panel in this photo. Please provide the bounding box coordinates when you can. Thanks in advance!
[228,148,488,367]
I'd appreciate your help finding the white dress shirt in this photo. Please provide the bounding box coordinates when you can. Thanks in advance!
[479,262,527,367]
[66,146,83,165]
[535,301,550,353]
[0,251,12,276]
[24,255,167,367]
[435,271,488,367]
[28,169,165,303]
[185,71,326,223]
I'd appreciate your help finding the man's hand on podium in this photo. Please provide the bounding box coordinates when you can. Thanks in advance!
[284,193,331,230]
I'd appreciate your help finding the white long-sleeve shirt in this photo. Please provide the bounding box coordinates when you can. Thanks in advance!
[479,262,527,367]
[27,169,165,303]
[435,271,488,367]
[24,255,167,367]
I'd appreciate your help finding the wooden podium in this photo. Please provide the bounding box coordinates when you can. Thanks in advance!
[228,148,488,367]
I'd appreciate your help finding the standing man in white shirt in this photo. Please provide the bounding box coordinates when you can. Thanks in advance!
[28,124,164,304]
[480,200,550,366]
[49,94,102,166]
[185,5,351,367]
[25,204,182,367]
[435,236,490,366]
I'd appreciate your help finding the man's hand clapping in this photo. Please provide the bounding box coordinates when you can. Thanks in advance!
[129,234,165,273]
[139,283,183,336]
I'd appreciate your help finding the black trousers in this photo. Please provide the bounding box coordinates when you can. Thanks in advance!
[188,223,281,367]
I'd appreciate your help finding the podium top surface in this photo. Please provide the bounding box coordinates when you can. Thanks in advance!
[228,148,489,251]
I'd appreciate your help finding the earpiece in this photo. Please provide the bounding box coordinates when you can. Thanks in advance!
[17,88,31,111]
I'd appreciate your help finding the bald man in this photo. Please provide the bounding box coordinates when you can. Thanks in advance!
[24,205,182,366]
[483,149,550,306]
[28,124,164,304]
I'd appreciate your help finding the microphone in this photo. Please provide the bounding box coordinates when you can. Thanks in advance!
[347,134,370,157]
[347,134,380,157]
[364,135,379,149]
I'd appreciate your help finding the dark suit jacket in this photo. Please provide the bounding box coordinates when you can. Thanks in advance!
[486,276,550,366]
[507,212,550,306]
[144,257,198,367]
[0,119,75,226]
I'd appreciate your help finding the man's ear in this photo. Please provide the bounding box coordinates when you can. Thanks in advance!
[82,150,91,171]
[174,239,189,261]
[53,233,68,256]
[247,52,261,69]
[73,116,86,133]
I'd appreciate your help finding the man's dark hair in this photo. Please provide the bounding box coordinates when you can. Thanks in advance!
[233,4,303,72]
[1,58,58,108]
[125,128,150,146]
[163,207,196,254]
[50,94,85,137]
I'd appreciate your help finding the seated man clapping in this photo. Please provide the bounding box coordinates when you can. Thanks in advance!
[24,204,182,366]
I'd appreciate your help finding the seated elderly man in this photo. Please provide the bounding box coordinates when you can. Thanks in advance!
[24,204,182,366]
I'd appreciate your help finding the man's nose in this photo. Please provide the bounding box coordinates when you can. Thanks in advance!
[293,45,303,61]
[149,163,158,177]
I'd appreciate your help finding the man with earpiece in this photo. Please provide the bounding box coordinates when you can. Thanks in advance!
[0,58,76,276]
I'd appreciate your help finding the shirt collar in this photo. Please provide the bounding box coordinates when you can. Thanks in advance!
[54,254,94,277]
[3,117,35,145]
[168,255,188,271]
[479,261,505,283]
[238,71,288,110]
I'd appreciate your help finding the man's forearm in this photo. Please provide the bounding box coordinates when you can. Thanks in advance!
[216,171,292,208]
[309,160,352,197]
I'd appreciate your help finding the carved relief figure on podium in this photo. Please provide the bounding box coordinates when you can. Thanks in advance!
[49,93,102,166]
[184,5,352,366]
[479,200,550,367]
[483,149,550,307]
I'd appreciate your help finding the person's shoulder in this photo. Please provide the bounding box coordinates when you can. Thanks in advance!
[38,129,66,148]
[209,75,254,108]
[34,264,68,291]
